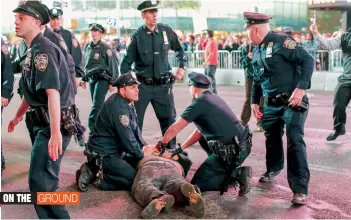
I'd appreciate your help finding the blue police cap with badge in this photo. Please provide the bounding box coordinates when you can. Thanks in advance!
[113,71,140,89]
[137,1,160,12]
[243,12,272,28]
[89,23,105,33]
[188,72,213,89]
[13,0,50,25]
[49,7,63,19]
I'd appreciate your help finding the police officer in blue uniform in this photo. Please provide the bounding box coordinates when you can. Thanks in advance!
[76,72,147,192]
[244,12,314,205]
[83,23,120,134]
[9,1,76,218]
[1,38,15,174]
[157,72,253,197]
[120,1,187,149]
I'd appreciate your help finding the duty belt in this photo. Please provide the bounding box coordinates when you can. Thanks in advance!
[137,72,174,85]
[263,92,290,107]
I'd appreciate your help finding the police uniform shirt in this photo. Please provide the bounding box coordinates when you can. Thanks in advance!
[54,26,85,78]
[19,33,75,108]
[88,93,145,158]
[180,91,244,144]
[251,31,314,104]
[84,40,119,80]
[1,39,14,99]
[120,24,186,78]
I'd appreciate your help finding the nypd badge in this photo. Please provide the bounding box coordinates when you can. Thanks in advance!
[59,39,68,52]
[283,38,296,50]
[93,53,100,60]
[119,114,130,127]
[34,54,49,72]
[72,38,79,48]
[1,44,9,56]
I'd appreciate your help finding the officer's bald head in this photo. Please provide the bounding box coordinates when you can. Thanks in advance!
[246,23,270,45]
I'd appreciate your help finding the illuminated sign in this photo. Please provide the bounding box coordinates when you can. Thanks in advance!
[308,0,336,5]
[308,0,351,9]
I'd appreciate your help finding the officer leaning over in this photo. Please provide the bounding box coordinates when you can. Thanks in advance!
[311,24,351,141]
[1,38,15,174]
[76,72,148,192]
[157,72,253,197]
[244,12,314,205]
[8,1,76,218]
[83,23,119,133]
[120,1,187,149]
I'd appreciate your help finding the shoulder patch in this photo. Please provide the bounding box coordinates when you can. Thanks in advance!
[1,44,9,56]
[72,38,79,48]
[283,38,296,49]
[106,49,112,56]
[119,114,130,127]
[34,54,49,72]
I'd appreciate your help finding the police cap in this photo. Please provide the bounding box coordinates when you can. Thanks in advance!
[49,7,63,19]
[113,71,140,89]
[243,12,272,28]
[13,0,50,25]
[282,26,292,35]
[188,72,213,89]
[137,1,159,12]
[89,23,105,33]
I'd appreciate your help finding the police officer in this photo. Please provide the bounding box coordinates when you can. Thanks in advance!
[83,23,119,133]
[76,72,146,192]
[48,7,87,145]
[120,1,187,149]
[157,72,253,196]
[311,24,351,141]
[8,1,76,218]
[244,12,314,205]
[1,38,15,174]
[239,41,264,131]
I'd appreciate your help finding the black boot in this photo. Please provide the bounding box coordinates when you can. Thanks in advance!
[232,166,252,196]
[326,129,346,141]
[77,162,94,192]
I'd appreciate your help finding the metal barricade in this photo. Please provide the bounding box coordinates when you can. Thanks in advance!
[192,51,206,68]
[330,49,343,72]
[231,50,242,69]
[217,50,231,69]
[315,50,329,71]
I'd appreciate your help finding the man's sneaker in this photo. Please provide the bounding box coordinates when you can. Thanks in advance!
[259,170,282,183]
[141,194,174,219]
[291,193,307,205]
[77,135,86,147]
[326,129,346,141]
[77,163,94,192]
[232,166,252,196]
[181,183,205,218]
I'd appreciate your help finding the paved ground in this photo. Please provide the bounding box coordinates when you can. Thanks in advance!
[1,83,351,219]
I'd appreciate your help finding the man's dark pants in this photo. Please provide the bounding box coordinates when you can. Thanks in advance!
[29,126,71,219]
[332,82,351,132]
[241,78,264,126]
[261,101,310,194]
[204,65,217,94]
[88,79,109,133]
[134,81,176,148]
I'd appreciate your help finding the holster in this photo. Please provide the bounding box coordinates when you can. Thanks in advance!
[207,140,236,166]
[84,144,105,179]
[61,105,78,136]
[98,70,112,83]
[26,106,50,127]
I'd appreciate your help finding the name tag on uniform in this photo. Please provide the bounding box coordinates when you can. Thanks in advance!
[266,42,273,58]
[163,31,169,45]
[94,53,100,60]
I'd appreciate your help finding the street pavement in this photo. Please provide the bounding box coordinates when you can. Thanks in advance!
[1,83,351,219]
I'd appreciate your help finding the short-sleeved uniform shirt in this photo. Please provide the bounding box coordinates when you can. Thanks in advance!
[88,93,145,158]
[1,39,14,99]
[20,33,75,108]
[181,90,244,144]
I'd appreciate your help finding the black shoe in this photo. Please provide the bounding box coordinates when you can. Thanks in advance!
[232,166,252,196]
[259,170,281,183]
[141,194,175,219]
[181,183,205,217]
[77,163,94,192]
[326,130,346,141]
[291,193,307,205]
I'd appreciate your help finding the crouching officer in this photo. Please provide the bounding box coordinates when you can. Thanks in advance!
[8,1,76,218]
[76,72,147,192]
[244,12,314,205]
[1,38,15,174]
[120,1,187,149]
[83,23,119,133]
[157,72,253,197]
